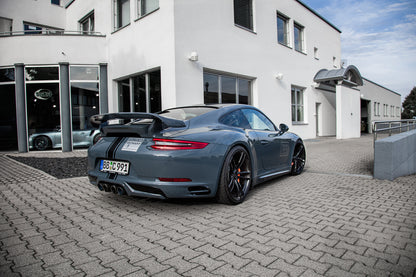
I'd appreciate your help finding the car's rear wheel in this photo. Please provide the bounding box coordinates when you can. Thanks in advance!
[33,136,50,151]
[216,146,252,205]
[291,143,306,175]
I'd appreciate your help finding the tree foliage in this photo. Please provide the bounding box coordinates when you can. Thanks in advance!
[401,87,416,119]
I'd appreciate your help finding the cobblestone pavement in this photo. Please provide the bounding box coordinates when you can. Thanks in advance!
[1,136,415,276]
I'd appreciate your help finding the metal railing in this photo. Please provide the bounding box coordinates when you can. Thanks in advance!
[0,30,104,37]
[372,119,416,143]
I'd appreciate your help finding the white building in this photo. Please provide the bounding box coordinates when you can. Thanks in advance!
[0,0,401,152]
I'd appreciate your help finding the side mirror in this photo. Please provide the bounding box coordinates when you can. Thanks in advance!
[279,123,289,134]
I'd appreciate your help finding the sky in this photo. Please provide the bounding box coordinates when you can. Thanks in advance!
[301,0,416,101]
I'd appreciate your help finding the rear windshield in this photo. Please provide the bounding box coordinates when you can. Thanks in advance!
[158,107,217,121]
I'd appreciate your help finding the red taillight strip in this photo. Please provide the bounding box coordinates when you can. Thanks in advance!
[151,138,208,150]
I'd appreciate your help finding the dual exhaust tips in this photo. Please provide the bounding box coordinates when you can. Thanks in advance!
[97,183,126,195]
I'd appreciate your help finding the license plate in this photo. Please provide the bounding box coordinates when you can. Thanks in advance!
[100,160,130,175]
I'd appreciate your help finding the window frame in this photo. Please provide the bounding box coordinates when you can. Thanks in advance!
[113,0,131,31]
[291,86,305,123]
[276,12,290,47]
[203,72,252,105]
[79,11,95,34]
[233,0,254,32]
[293,22,305,53]
[136,0,159,19]
[117,69,161,113]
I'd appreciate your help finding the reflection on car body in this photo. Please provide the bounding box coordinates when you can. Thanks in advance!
[87,104,306,204]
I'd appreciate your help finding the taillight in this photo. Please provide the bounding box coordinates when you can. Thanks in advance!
[151,138,208,150]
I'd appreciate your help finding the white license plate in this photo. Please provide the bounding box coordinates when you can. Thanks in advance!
[100,160,130,175]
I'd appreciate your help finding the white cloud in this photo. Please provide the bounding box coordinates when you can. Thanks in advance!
[314,0,416,100]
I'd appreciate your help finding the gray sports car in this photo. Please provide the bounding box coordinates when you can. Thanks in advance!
[87,104,306,204]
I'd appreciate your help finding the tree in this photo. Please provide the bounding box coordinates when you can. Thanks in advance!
[401,87,416,119]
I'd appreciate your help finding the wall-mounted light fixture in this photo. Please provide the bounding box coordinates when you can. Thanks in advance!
[276,73,284,80]
[189,51,198,62]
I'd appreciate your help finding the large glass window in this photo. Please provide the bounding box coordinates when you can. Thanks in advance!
[70,66,100,147]
[203,73,219,104]
[294,22,305,53]
[27,83,61,150]
[137,0,159,17]
[0,68,17,150]
[291,86,304,123]
[119,79,131,112]
[221,76,237,104]
[203,72,251,105]
[277,12,289,46]
[26,67,59,81]
[234,0,253,31]
[80,12,95,34]
[114,0,130,30]
[118,69,161,113]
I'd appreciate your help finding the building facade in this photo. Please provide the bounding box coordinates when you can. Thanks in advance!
[0,0,401,152]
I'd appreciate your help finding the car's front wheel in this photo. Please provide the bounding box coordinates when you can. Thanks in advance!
[33,136,51,151]
[216,146,252,205]
[291,143,306,175]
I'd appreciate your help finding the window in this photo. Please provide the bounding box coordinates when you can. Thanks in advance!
[114,0,130,30]
[374,102,377,116]
[203,72,251,105]
[242,109,275,131]
[0,17,13,35]
[51,0,60,5]
[234,0,253,31]
[294,22,304,53]
[396,107,400,117]
[291,86,304,122]
[70,66,100,133]
[80,12,94,34]
[220,110,250,129]
[23,23,62,34]
[276,12,289,46]
[118,70,161,113]
[314,47,319,59]
[137,0,159,17]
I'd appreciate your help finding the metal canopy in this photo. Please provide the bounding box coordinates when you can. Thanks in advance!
[314,65,363,90]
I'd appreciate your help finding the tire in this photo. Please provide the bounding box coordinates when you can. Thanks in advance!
[33,136,50,151]
[216,146,252,205]
[291,143,306,175]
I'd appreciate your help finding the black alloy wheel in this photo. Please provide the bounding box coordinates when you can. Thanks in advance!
[33,136,50,151]
[217,146,252,205]
[291,143,306,175]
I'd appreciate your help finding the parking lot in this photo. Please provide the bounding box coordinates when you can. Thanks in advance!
[1,135,415,276]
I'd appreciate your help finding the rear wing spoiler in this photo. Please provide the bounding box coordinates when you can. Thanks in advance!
[90,112,186,129]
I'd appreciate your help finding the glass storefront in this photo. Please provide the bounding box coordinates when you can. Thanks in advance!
[70,66,100,147]
[26,82,61,150]
[0,67,17,150]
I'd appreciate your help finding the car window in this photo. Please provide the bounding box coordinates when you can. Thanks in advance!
[242,109,276,131]
[220,110,250,129]
[159,107,216,120]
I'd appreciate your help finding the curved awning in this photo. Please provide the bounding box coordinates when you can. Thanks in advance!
[314,65,363,88]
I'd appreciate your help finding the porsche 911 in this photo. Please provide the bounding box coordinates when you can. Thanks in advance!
[87,104,306,204]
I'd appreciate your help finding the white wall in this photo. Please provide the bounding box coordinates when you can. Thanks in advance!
[0,0,66,32]
[361,78,402,125]
[172,0,342,139]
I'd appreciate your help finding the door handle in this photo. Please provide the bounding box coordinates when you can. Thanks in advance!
[260,140,269,145]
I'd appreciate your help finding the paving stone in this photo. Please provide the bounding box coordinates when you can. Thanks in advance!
[1,136,416,276]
